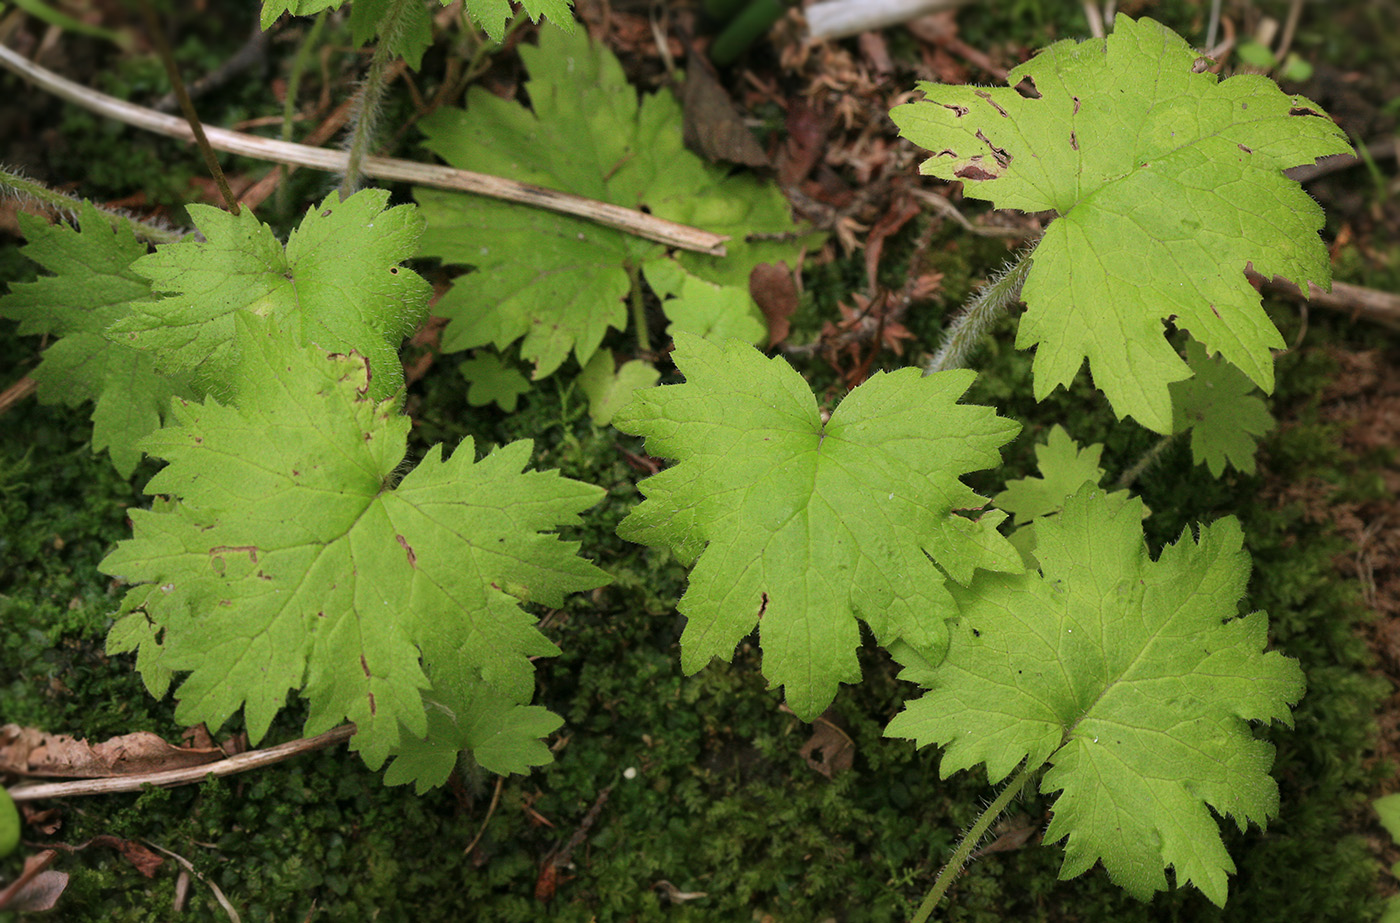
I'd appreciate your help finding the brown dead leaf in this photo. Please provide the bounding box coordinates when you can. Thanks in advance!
[89,837,165,878]
[0,724,223,778]
[971,815,1040,858]
[0,851,67,913]
[682,51,768,167]
[777,99,830,188]
[863,195,921,292]
[19,804,61,836]
[798,710,854,779]
[42,836,165,878]
[750,262,799,346]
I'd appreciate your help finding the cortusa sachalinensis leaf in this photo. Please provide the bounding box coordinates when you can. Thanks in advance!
[1171,340,1275,476]
[109,190,430,404]
[100,315,609,790]
[0,203,192,477]
[613,333,1022,721]
[893,15,1351,433]
[415,24,806,378]
[887,484,1305,906]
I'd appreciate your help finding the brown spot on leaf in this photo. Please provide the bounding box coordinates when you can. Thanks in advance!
[757,592,769,619]
[1072,95,1080,115]
[1070,131,1079,151]
[360,654,371,675]
[974,89,1009,117]
[955,162,1000,181]
[396,534,417,568]
[1289,105,1322,118]
[367,692,377,716]
[975,130,1012,166]
[1238,143,1253,154]
[210,545,259,563]
[942,103,969,118]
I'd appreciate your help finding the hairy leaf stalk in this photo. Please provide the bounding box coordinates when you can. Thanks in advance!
[0,166,182,244]
[911,762,1036,923]
[923,246,1034,376]
[1115,431,1182,490]
[341,0,415,197]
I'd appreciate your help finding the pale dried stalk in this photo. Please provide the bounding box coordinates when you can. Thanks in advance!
[0,44,728,256]
[7,725,356,801]
[805,0,977,41]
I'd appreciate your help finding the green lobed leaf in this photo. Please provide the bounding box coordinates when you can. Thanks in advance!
[614,333,1022,720]
[459,351,532,412]
[994,424,1111,526]
[644,259,767,344]
[0,204,193,477]
[892,15,1351,432]
[415,24,807,377]
[381,683,564,792]
[1376,793,1400,844]
[887,485,1306,906]
[109,190,430,403]
[993,424,1143,565]
[0,786,17,858]
[99,315,608,787]
[576,350,659,426]
[106,581,175,700]
[261,0,575,45]
[1171,340,1275,476]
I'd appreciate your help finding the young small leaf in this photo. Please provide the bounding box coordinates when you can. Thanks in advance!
[887,485,1305,906]
[100,315,608,786]
[994,425,1113,527]
[459,351,532,412]
[577,350,659,426]
[993,424,1142,564]
[614,333,1021,720]
[382,683,564,792]
[0,204,192,476]
[644,260,767,344]
[110,190,429,402]
[893,16,1351,432]
[1171,340,1274,476]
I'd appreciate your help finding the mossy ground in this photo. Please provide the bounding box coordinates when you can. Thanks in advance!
[2,1,1397,920]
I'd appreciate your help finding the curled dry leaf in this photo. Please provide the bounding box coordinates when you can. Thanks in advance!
[799,712,855,779]
[0,724,223,779]
[653,879,709,903]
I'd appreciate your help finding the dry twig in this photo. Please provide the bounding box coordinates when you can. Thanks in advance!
[7,725,356,802]
[0,44,727,256]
